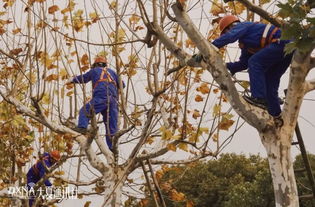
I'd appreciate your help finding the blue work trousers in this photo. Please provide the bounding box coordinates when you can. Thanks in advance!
[78,97,118,150]
[27,176,37,207]
[247,41,293,116]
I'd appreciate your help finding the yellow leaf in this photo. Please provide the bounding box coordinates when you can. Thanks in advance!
[140,199,149,207]
[0,28,5,35]
[59,69,68,80]
[84,201,91,207]
[199,127,209,134]
[42,93,50,105]
[78,65,88,72]
[259,0,271,4]
[212,104,221,117]
[160,126,173,140]
[186,200,194,207]
[45,74,58,81]
[218,118,235,131]
[54,171,65,176]
[221,93,228,102]
[109,1,117,10]
[188,134,199,143]
[135,25,144,31]
[117,28,126,42]
[195,95,203,102]
[155,170,164,181]
[12,28,21,34]
[89,12,99,23]
[146,136,154,145]
[66,91,74,97]
[178,143,188,152]
[240,81,250,89]
[223,113,233,120]
[66,83,74,90]
[129,14,140,25]
[212,133,218,142]
[80,54,89,65]
[227,2,246,15]
[185,39,195,48]
[0,11,6,16]
[213,88,220,94]
[192,109,200,119]
[48,5,59,14]
[98,51,108,58]
[210,0,224,16]
[61,0,75,14]
[197,83,210,94]
[171,134,181,140]
[170,189,185,201]
[9,48,23,56]
[167,143,177,152]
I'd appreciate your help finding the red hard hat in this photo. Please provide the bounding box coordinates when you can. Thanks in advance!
[50,150,61,161]
[94,56,107,64]
[219,15,239,34]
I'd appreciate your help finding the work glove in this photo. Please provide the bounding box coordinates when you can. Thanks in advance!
[192,53,204,63]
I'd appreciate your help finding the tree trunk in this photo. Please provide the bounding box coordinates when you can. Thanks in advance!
[102,168,125,207]
[261,129,299,207]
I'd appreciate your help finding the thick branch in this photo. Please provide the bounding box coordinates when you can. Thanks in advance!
[304,79,315,94]
[282,51,310,128]
[52,175,101,186]
[0,91,108,174]
[236,0,284,27]
[171,3,271,131]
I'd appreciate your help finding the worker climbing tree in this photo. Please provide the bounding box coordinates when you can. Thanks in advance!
[193,15,293,127]
[26,150,61,207]
[67,56,124,151]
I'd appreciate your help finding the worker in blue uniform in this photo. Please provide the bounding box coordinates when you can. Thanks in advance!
[27,150,61,207]
[67,56,123,150]
[194,15,293,122]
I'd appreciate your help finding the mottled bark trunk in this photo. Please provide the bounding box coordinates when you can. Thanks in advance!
[261,129,298,207]
[102,168,124,207]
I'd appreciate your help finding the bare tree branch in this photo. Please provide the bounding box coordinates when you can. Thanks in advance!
[235,0,284,27]
[52,175,101,186]
[304,79,315,94]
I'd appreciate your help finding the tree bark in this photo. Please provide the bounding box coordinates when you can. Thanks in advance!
[261,130,298,206]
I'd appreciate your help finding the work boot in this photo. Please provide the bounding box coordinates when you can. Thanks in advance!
[72,127,88,134]
[273,114,284,127]
[243,94,267,110]
[278,97,284,105]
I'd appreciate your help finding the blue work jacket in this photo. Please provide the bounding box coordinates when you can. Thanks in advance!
[212,22,282,74]
[73,67,122,99]
[27,153,54,186]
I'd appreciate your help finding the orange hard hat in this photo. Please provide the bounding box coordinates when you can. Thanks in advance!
[50,150,61,161]
[219,15,239,34]
[94,56,107,64]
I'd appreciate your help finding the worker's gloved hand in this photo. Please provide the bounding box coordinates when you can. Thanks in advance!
[192,53,204,63]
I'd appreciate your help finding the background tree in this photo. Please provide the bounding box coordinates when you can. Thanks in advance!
[127,153,315,207]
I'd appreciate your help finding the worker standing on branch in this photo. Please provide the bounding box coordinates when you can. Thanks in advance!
[66,56,123,151]
[194,15,293,124]
[27,150,61,206]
